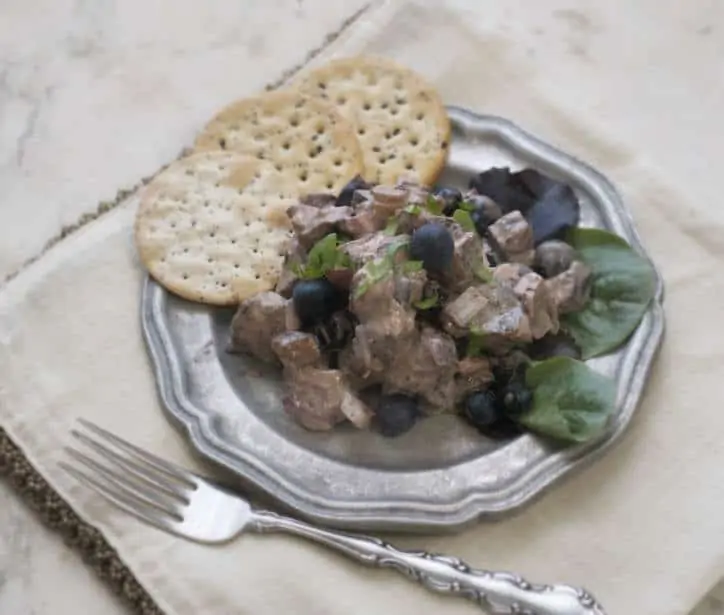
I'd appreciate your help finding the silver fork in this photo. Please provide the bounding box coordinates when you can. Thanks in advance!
[62,419,605,615]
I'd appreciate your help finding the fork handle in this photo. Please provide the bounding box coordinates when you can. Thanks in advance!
[250,511,605,615]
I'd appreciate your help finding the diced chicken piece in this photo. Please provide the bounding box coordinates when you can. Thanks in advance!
[442,225,490,292]
[546,261,592,314]
[338,326,386,389]
[300,193,337,208]
[284,299,301,331]
[488,211,535,265]
[338,202,386,238]
[275,239,305,298]
[513,272,560,339]
[340,391,374,429]
[441,284,532,350]
[229,292,288,362]
[454,356,494,403]
[341,233,396,269]
[492,262,534,287]
[271,331,323,370]
[287,203,351,249]
[383,327,458,414]
[393,269,427,307]
[283,368,348,431]
[350,271,418,339]
[371,185,409,217]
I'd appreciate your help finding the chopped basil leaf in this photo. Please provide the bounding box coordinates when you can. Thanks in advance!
[458,200,477,212]
[402,260,424,274]
[453,209,476,232]
[519,357,616,444]
[297,233,351,280]
[561,228,657,359]
[404,204,422,215]
[425,195,445,216]
[414,294,439,310]
[383,218,400,236]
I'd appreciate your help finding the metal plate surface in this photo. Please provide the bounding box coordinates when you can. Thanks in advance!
[141,108,665,532]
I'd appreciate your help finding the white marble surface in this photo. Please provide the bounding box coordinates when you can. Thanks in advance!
[0,0,367,282]
[1,0,724,614]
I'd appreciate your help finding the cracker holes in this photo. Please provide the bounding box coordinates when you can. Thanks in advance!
[290,115,300,128]
[405,162,414,170]
[317,81,326,90]
[234,263,241,269]
[326,181,334,190]
[336,96,347,105]
[410,137,419,146]
[358,127,366,136]
[416,112,425,120]
[182,273,189,280]
[282,141,291,150]
[396,97,407,105]
[254,274,261,280]
[218,138,227,149]
[380,102,389,110]
[274,163,283,172]
[299,171,309,182]
[333,158,342,167]
[316,125,325,135]
[362,102,372,111]
[309,145,323,158]
[372,146,381,153]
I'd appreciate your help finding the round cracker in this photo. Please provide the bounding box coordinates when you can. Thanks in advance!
[294,55,451,186]
[135,151,297,306]
[193,90,364,195]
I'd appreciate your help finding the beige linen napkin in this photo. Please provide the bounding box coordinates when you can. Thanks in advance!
[3,1,724,614]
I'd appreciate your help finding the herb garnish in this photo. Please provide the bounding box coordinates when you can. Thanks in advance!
[518,357,616,443]
[561,228,657,359]
[294,233,351,280]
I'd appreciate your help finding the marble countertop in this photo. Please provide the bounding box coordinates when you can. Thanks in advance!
[0,1,722,614]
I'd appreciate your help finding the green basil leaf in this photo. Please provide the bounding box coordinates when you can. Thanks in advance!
[404,204,422,215]
[298,233,350,280]
[473,263,492,283]
[414,294,439,310]
[466,332,486,357]
[459,200,476,212]
[561,228,657,359]
[520,357,616,443]
[402,260,424,274]
[425,195,444,216]
[453,209,476,232]
[383,218,400,236]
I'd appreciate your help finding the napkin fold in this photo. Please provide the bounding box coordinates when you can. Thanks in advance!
[3,1,724,614]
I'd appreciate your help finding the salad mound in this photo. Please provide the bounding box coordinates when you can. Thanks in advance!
[229,168,656,443]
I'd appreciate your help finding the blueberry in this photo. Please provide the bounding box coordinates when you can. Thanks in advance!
[409,223,454,274]
[497,380,533,418]
[468,167,535,214]
[335,175,370,208]
[464,390,502,428]
[375,394,419,437]
[433,186,462,215]
[292,279,341,326]
[467,194,503,235]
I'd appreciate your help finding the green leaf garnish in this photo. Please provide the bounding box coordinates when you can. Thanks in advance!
[383,218,400,236]
[402,260,424,274]
[519,357,616,444]
[466,332,487,357]
[353,238,418,298]
[458,200,477,212]
[453,209,476,232]
[561,228,657,359]
[404,203,422,215]
[473,263,492,283]
[425,195,444,216]
[297,233,351,280]
[414,294,439,310]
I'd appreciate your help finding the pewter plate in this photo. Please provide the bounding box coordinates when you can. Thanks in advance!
[141,108,665,532]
